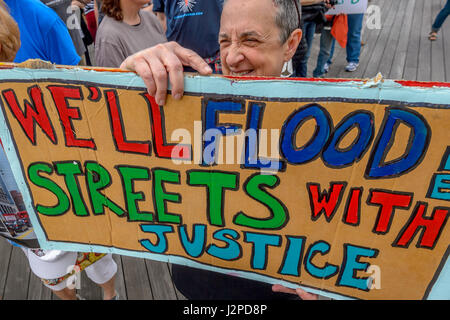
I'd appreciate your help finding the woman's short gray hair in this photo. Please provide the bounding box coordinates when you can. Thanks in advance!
[273,0,302,43]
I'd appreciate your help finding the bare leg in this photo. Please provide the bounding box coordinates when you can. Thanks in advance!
[52,287,77,300]
[98,276,117,300]
[84,254,118,299]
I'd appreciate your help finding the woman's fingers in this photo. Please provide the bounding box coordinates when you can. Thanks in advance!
[120,42,211,105]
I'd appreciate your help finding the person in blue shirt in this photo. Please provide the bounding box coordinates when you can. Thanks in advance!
[152,0,223,72]
[5,0,81,65]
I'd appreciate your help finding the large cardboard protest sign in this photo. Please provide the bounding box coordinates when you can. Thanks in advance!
[0,66,449,300]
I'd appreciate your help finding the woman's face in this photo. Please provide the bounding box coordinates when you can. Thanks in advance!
[219,0,301,77]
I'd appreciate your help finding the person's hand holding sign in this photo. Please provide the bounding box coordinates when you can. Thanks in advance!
[120,41,213,106]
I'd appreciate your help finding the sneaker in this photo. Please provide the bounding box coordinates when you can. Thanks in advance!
[323,63,329,73]
[345,62,359,72]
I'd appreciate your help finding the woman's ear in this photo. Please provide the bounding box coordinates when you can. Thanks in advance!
[284,29,303,62]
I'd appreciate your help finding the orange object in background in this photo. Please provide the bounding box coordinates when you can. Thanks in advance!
[328,14,348,48]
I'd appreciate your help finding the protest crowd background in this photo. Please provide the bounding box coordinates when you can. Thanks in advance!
[0,0,449,301]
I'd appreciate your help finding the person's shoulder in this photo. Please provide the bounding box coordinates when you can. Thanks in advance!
[20,0,65,30]
[140,9,162,24]
[140,10,167,35]
[96,15,125,41]
[140,9,157,19]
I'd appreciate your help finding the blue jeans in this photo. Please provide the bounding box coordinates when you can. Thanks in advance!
[297,21,316,77]
[327,13,364,64]
[432,0,450,32]
[346,13,364,63]
[313,27,334,77]
[327,39,335,65]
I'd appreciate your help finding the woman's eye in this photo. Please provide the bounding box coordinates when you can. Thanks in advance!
[244,38,259,45]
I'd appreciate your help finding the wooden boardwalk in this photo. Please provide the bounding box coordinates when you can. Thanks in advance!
[310,0,450,82]
[1,0,449,300]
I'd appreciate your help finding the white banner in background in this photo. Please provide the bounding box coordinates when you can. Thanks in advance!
[326,0,368,15]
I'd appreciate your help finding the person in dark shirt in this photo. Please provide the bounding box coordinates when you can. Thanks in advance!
[152,0,223,72]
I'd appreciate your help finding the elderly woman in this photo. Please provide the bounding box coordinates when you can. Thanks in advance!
[0,0,20,62]
[94,0,166,67]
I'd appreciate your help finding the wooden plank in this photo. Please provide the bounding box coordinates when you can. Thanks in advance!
[361,0,401,79]
[145,259,178,300]
[377,0,407,78]
[113,255,128,300]
[403,0,423,80]
[389,0,417,79]
[121,255,153,300]
[0,239,12,299]
[352,0,391,79]
[168,263,187,300]
[27,272,52,300]
[3,246,30,299]
[417,0,433,81]
[80,266,103,300]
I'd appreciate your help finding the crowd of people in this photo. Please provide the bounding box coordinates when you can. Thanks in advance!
[0,0,448,301]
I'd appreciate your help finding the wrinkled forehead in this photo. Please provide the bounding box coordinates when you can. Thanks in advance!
[222,0,277,19]
[220,0,280,35]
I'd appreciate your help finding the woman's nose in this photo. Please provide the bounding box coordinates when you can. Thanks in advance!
[225,43,245,69]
